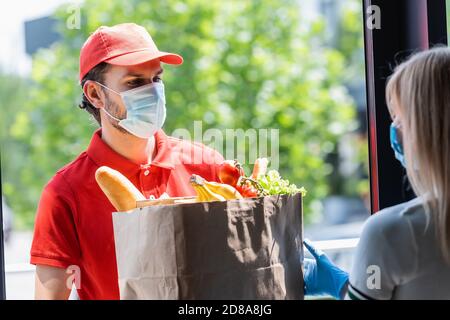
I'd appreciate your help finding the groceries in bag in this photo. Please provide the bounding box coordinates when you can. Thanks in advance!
[95,158,307,209]
[95,166,146,211]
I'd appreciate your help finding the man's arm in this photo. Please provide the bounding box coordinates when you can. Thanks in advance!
[35,265,71,300]
[31,175,81,300]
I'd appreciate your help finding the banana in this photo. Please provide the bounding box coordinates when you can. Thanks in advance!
[189,175,202,201]
[192,184,205,202]
[190,175,226,202]
[203,180,243,200]
[194,184,225,202]
[192,183,210,202]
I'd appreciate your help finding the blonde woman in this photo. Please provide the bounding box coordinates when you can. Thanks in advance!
[303,47,450,300]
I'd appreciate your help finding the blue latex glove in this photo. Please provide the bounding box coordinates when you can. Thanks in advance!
[303,239,349,300]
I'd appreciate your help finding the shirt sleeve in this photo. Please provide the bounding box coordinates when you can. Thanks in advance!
[208,148,225,183]
[348,208,418,300]
[30,173,81,269]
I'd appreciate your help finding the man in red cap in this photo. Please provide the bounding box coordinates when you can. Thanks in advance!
[30,23,224,300]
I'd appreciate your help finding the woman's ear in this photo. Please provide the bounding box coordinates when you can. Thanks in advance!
[83,81,105,109]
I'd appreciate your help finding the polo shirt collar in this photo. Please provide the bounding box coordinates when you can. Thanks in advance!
[86,129,175,173]
[152,129,176,170]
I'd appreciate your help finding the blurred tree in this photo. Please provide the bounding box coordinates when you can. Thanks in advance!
[447,0,450,40]
[335,0,370,200]
[324,0,369,199]
[0,71,33,228]
[6,0,361,227]
[335,0,366,83]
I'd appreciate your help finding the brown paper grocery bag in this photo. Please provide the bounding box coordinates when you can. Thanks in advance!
[112,193,304,300]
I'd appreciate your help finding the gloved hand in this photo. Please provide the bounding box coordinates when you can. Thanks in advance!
[303,239,349,300]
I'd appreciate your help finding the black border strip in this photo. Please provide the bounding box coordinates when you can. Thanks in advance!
[0,149,5,299]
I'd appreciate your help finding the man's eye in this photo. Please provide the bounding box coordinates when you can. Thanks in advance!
[127,80,139,87]
[127,77,161,87]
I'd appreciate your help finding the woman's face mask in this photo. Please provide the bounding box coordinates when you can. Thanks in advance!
[390,122,406,168]
[96,81,166,139]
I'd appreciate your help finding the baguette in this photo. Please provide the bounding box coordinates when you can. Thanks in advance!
[95,166,145,212]
[136,196,197,207]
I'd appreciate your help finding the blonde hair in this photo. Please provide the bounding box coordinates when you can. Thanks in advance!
[386,47,450,264]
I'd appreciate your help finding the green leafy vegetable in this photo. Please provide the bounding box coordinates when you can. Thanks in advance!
[257,170,307,196]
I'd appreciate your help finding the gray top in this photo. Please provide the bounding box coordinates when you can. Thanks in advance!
[347,197,450,299]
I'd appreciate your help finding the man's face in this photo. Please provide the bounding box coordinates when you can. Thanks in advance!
[95,59,164,134]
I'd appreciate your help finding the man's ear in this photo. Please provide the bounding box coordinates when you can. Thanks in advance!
[83,80,105,109]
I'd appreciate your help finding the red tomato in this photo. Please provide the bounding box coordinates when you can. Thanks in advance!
[218,160,245,187]
[236,183,258,198]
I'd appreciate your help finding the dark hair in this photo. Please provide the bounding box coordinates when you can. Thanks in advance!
[79,62,111,126]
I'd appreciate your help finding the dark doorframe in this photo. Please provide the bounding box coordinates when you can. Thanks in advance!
[362,0,448,213]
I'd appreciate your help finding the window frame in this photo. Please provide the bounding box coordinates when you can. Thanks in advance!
[362,0,447,213]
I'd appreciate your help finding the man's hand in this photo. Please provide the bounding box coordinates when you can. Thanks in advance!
[35,265,72,300]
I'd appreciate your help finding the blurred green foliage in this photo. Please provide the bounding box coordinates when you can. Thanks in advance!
[1,0,366,229]
[447,0,450,40]
[0,72,32,227]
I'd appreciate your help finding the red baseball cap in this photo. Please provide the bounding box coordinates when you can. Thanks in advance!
[79,23,183,81]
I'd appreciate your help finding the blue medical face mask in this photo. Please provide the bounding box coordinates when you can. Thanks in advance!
[96,81,166,139]
[390,123,406,168]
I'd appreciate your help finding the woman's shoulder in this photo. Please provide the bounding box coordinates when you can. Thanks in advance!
[359,197,429,270]
[366,197,427,235]
[349,198,425,297]
[358,197,428,263]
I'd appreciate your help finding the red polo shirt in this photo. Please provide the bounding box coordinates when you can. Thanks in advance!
[30,129,224,300]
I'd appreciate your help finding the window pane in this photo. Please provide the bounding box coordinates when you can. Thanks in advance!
[1,0,369,298]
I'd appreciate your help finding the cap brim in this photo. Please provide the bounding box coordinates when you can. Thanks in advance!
[105,49,183,66]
